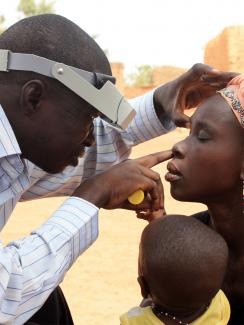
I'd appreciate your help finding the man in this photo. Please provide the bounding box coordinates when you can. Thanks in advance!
[0,13,235,324]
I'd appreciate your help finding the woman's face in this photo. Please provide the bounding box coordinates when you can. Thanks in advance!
[165,94,244,204]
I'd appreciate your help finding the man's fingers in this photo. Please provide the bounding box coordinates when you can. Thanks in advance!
[149,178,164,211]
[207,82,230,89]
[185,63,217,80]
[125,175,164,211]
[172,110,191,128]
[147,186,161,211]
[136,209,165,222]
[157,178,165,210]
[201,71,238,82]
[138,166,160,182]
[136,150,173,168]
[138,178,164,212]
[121,201,151,211]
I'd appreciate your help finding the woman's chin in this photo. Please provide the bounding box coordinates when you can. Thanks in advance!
[170,187,199,203]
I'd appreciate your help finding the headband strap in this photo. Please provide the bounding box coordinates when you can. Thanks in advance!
[0,50,136,129]
[217,88,244,128]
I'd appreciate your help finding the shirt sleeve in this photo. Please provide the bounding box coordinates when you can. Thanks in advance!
[125,90,175,145]
[0,197,98,324]
[20,90,175,201]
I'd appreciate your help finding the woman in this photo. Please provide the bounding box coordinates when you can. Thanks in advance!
[164,75,244,324]
[165,76,244,325]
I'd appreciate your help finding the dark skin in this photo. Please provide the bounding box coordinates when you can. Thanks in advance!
[0,76,171,211]
[1,79,97,174]
[0,64,237,211]
[165,95,244,311]
[137,216,228,324]
[138,275,212,325]
[138,259,213,325]
[154,63,237,128]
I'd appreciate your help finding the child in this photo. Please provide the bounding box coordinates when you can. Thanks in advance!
[120,215,230,324]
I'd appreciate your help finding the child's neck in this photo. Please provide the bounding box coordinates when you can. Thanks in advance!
[152,303,208,325]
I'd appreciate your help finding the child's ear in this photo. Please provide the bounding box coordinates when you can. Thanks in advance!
[137,276,150,298]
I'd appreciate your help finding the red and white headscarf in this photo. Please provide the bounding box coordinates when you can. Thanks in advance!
[218,75,244,128]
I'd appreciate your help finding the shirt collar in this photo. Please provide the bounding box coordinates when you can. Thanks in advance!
[0,104,22,158]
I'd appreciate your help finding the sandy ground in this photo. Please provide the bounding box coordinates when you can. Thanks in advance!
[1,128,206,325]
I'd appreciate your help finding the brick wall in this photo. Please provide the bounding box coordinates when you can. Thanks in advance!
[111,62,187,98]
[204,26,244,72]
[112,25,244,99]
[124,86,155,99]
[111,62,125,93]
[152,66,187,85]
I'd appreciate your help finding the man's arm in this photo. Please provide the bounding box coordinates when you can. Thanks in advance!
[0,197,98,324]
[0,152,170,323]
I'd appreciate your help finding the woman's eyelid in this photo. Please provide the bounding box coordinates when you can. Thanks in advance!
[198,129,211,139]
[189,125,210,139]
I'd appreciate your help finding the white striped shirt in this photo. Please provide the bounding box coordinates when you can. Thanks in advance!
[0,91,174,324]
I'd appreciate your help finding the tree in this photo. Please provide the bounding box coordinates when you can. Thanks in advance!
[0,1,55,35]
[126,64,154,87]
[17,0,55,17]
[0,15,5,34]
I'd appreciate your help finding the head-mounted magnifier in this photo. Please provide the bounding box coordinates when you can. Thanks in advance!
[0,49,136,129]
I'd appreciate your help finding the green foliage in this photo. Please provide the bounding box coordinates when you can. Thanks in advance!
[126,64,153,87]
[17,0,55,16]
[0,1,55,34]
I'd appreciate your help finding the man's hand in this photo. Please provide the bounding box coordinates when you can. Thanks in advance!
[73,150,172,210]
[136,208,166,223]
[154,63,238,128]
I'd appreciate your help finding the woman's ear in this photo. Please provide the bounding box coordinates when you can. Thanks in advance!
[19,80,46,116]
[137,275,150,299]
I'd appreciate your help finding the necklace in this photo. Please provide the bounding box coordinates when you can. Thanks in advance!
[152,303,209,325]
[152,304,189,325]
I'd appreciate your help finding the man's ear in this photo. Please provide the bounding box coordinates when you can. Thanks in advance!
[137,275,150,299]
[20,80,46,116]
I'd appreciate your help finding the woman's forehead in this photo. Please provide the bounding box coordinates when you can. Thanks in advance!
[192,94,237,127]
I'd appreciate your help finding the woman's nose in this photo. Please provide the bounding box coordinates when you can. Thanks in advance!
[172,141,186,159]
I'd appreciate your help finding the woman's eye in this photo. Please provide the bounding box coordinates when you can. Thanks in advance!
[197,130,210,141]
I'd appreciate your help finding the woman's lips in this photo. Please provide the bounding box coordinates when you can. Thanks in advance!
[165,161,183,182]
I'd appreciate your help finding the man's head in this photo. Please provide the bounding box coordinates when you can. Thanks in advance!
[138,215,228,316]
[165,92,244,204]
[0,14,111,173]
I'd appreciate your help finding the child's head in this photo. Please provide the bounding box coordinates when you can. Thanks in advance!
[138,215,228,316]
[165,76,244,204]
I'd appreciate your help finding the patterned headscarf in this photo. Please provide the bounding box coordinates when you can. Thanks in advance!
[217,75,244,128]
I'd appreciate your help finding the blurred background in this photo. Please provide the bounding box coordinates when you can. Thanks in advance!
[2,0,244,96]
[1,0,244,324]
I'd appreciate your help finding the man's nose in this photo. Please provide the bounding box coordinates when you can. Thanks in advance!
[84,130,95,147]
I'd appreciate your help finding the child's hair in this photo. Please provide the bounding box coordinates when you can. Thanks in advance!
[139,215,228,310]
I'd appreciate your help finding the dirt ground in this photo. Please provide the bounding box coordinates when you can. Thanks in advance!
[1,128,206,325]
